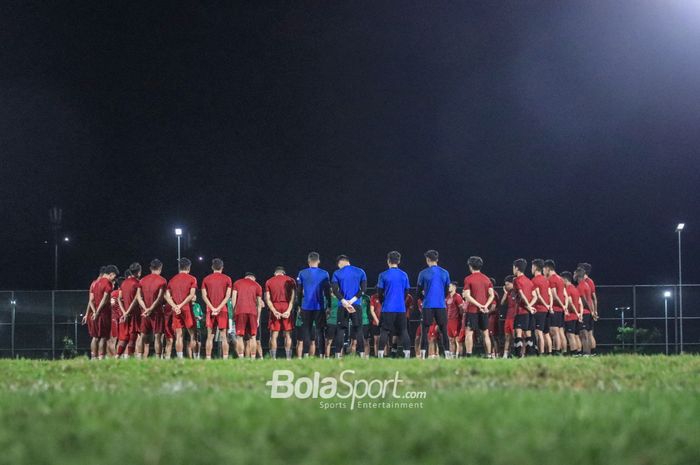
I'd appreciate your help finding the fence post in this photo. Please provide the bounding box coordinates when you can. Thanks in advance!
[51,291,56,360]
[632,286,637,352]
[11,292,15,358]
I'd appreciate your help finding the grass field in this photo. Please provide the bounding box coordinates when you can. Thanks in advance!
[0,356,698,465]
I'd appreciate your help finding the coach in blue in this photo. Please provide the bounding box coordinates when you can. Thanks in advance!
[416,250,451,359]
[297,252,331,357]
[331,255,367,358]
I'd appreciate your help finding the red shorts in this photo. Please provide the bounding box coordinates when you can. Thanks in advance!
[95,310,112,339]
[268,304,293,332]
[488,315,499,335]
[163,310,175,339]
[118,319,131,342]
[427,322,438,341]
[206,307,229,330]
[447,319,461,338]
[235,313,258,337]
[140,310,165,335]
[504,318,515,335]
[457,327,465,342]
[110,319,119,338]
[87,313,97,338]
[172,306,195,330]
[129,312,141,335]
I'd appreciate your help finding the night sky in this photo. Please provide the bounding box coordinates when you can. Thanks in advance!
[1,1,698,290]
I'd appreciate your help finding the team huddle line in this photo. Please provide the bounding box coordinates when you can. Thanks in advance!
[83,250,599,359]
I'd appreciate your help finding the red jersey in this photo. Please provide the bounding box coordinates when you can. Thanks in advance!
[111,290,121,320]
[446,293,464,321]
[202,272,233,310]
[513,274,535,315]
[463,272,493,313]
[490,290,500,316]
[87,278,99,315]
[370,293,382,325]
[577,281,592,315]
[140,273,167,309]
[548,273,566,312]
[233,278,262,315]
[585,276,596,294]
[120,276,141,314]
[264,274,296,304]
[566,283,581,321]
[167,273,198,312]
[505,290,518,320]
[532,274,551,312]
[405,294,414,320]
[93,277,113,313]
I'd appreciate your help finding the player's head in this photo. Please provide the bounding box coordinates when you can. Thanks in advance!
[424,250,439,265]
[336,255,350,268]
[124,269,132,278]
[561,271,573,284]
[467,256,483,272]
[274,266,285,275]
[449,281,458,293]
[578,262,592,276]
[531,258,544,275]
[98,266,107,277]
[128,262,142,278]
[387,250,401,267]
[504,275,514,291]
[150,259,163,274]
[245,272,256,281]
[512,258,527,275]
[574,267,586,283]
[178,258,192,272]
[543,259,556,276]
[307,252,320,266]
[104,265,119,281]
[211,258,224,272]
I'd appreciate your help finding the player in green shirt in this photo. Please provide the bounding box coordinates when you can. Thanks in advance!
[324,295,339,357]
[191,296,204,359]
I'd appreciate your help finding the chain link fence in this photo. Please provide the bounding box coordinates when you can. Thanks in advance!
[0,285,698,358]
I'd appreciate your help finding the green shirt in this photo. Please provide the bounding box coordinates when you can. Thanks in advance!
[327,295,339,325]
[192,302,204,329]
[360,294,370,325]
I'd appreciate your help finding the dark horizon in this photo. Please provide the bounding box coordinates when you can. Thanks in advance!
[1,1,698,290]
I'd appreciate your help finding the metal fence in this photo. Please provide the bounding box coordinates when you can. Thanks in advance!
[0,284,698,358]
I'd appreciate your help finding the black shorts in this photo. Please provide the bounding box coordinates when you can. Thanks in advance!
[528,312,536,332]
[466,312,489,331]
[582,313,593,331]
[550,311,564,328]
[355,324,370,340]
[514,313,530,330]
[370,324,381,337]
[380,312,408,334]
[534,312,549,333]
[325,323,337,340]
[565,320,578,334]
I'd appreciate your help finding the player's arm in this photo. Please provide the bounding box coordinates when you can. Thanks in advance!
[592,291,598,318]
[264,291,279,318]
[180,287,196,308]
[369,301,379,325]
[92,292,109,320]
[483,288,495,313]
[230,290,238,311]
[500,291,508,306]
[256,296,263,323]
[323,279,332,311]
[551,286,565,309]
[146,289,163,316]
[201,286,214,313]
[534,287,547,308]
[285,288,295,317]
[518,289,535,313]
[348,279,366,306]
[220,286,232,313]
[463,289,482,310]
[164,289,177,310]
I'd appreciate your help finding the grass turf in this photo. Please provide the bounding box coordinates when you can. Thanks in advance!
[0,355,698,465]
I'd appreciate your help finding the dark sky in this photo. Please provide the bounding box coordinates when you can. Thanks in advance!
[1,0,698,290]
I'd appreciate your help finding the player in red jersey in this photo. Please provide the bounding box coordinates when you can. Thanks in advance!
[487,277,500,358]
[369,292,384,356]
[82,266,106,359]
[462,256,494,358]
[109,283,122,358]
[90,265,119,360]
[562,271,583,355]
[201,258,233,360]
[165,258,198,359]
[575,267,593,355]
[117,263,142,358]
[512,259,536,357]
[578,262,598,355]
[544,259,567,355]
[501,275,518,358]
[137,259,167,358]
[531,259,553,355]
[264,266,296,360]
[232,272,263,359]
[413,298,424,355]
[445,282,464,357]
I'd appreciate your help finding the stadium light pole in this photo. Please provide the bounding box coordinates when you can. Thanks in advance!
[49,207,63,289]
[663,291,672,355]
[175,228,183,263]
[676,223,684,353]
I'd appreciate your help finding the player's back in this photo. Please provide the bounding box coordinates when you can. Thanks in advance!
[140,274,167,307]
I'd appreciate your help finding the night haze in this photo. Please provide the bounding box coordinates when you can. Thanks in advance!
[1,1,698,290]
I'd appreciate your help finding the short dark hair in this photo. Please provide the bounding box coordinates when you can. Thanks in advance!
[274,266,286,274]
[211,258,224,271]
[387,251,401,264]
[532,259,545,272]
[574,267,586,281]
[336,254,350,263]
[544,259,556,270]
[424,250,439,261]
[104,265,119,275]
[489,277,496,287]
[307,252,320,262]
[450,281,458,287]
[578,262,592,274]
[504,275,514,284]
[128,262,142,276]
[513,258,527,273]
[124,269,132,278]
[178,258,192,271]
[561,271,573,281]
[150,259,163,271]
[245,272,255,278]
[99,266,107,275]
[116,277,126,288]
[468,256,483,270]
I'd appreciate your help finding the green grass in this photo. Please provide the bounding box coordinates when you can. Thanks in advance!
[0,356,698,465]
